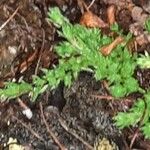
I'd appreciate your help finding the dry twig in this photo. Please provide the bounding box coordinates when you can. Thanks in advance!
[39,103,67,150]
[4,50,38,79]
[90,94,114,101]
[19,50,38,73]
[7,6,30,32]
[130,129,139,149]
[12,115,44,142]
[34,28,45,75]
[87,0,96,9]
[58,117,93,150]
[0,7,19,31]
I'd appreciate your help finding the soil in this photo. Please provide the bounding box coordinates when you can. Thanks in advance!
[0,0,150,150]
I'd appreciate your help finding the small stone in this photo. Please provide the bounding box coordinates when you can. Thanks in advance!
[22,109,33,119]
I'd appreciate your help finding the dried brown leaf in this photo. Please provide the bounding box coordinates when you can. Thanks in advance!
[80,11,108,28]
[19,50,38,73]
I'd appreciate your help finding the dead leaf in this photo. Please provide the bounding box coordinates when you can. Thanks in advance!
[80,11,108,28]
[41,50,56,68]
[100,36,124,56]
[19,50,38,73]
[4,50,38,78]
[107,5,116,25]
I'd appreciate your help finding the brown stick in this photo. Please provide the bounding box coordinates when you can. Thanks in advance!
[87,0,96,9]
[34,28,45,75]
[100,36,124,56]
[0,7,19,31]
[90,94,114,100]
[12,115,44,142]
[17,98,29,110]
[58,117,93,150]
[39,103,67,150]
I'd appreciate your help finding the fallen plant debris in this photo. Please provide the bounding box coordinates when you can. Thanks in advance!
[100,36,124,56]
[39,103,67,150]
[0,7,19,31]
[80,11,108,28]
[3,50,39,79]
[58,117,93,150]
[12,115,45,142]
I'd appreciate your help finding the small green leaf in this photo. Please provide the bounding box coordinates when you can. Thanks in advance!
[62,24,74,40]
[120,61,135,78]
[0,82,32,101]
[110,84,127,98]
[101,35,112,45]
[137,51,150,68]
[145,18,150,33]
[110,23,120,32]
[114,111,141,128]
[124,77,139,93]
[64,73,72,87]
[114,98,145,128]
[141,122,150,138]
[48,7,69,27]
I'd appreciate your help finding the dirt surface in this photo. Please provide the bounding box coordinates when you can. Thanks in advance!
[1,0,150,150]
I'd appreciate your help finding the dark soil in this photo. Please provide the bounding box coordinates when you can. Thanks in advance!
[0,0,150,150]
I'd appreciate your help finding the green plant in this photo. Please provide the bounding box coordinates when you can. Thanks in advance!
[145,18,150,33]
[0,82,32,101]
[137,51,150,68]
[110,22,123,35]
[47,7,140,98]
[114,91,150,138]
[0,7,140,101]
